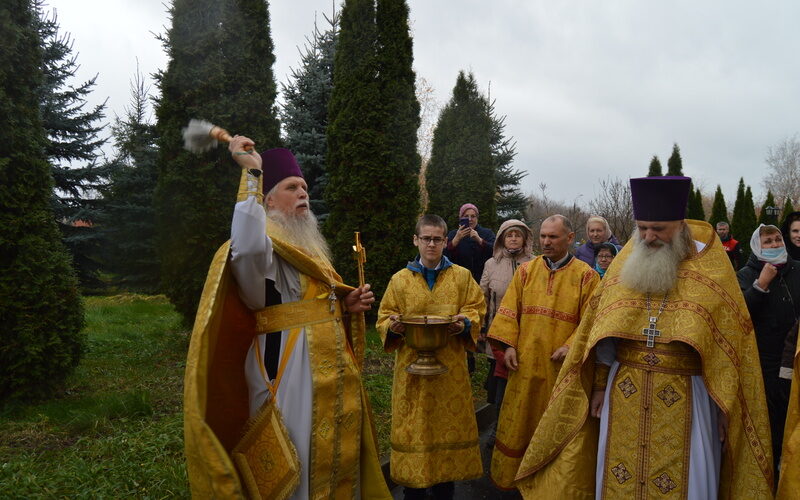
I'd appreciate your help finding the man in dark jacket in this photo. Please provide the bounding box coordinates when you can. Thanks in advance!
[716,221,743,270]
[738,224,800,477]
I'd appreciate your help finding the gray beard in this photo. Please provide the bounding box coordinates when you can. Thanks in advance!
[620,226,691,295]
[266,209,332,266]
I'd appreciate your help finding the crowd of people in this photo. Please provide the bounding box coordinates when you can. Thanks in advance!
[183,139,799,499]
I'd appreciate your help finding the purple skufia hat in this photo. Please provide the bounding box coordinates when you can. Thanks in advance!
[630,176,691,221]
[260,148,304,193]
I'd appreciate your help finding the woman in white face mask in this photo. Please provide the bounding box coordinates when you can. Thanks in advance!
[737,224,800,479]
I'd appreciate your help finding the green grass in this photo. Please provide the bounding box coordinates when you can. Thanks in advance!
[0,294,189,499]
[0,296,491,496]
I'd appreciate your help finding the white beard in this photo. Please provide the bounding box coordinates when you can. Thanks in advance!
[620,226,692,295]
[267,208,332,267]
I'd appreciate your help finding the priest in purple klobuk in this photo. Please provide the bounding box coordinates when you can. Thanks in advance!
[183,138,391,499]
[511,176,774,499]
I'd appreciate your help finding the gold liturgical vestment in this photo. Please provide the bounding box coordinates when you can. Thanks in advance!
[487,255,599,489]
[376,260,486,488]
[514,220,774,499]
[183,233,390,499]
[778,341,800,499]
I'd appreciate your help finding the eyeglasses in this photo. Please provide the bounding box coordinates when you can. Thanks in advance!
[418,236,446,245]
[597,254,614,260]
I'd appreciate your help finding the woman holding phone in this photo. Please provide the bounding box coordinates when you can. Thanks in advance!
[445,203,495,375]
[445,203,496,284]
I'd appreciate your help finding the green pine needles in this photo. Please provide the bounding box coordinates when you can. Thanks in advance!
[325,0,421,297]
[0,0,85,401]
[426,71,496,230]
[154,0,282,323]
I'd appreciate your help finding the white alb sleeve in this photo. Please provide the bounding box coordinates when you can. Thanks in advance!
[230,185,273,310]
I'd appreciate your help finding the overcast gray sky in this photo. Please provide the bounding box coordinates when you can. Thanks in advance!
[51,0,797,205]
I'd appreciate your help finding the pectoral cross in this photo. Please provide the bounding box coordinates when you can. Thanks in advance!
[642,317,661,348]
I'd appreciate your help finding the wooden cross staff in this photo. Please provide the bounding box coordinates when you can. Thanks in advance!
[352,232,366,288]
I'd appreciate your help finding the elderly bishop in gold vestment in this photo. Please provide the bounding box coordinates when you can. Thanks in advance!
[377,215,486,500]
[487,214,599,490]
[183,138,390,499]
[515,177,773,500]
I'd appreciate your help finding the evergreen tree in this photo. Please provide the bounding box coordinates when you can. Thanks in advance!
[154,0,282,323]
[757,191,778,226]
[647,155,662,176]
[738,186,758,260]
[708,185,729,227]
[687,187,705,220]
[781,197,795,227]
[0,0,84,400]
[100,71,160,292]
[36,4,108,291]
[426,71,495,230]
[325,0,421,296]
[281,11,338,221]
[489,98,526,221]
[730,178,748,241]
[666,143,683,176]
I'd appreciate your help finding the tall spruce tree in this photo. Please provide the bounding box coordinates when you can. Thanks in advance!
[426,71,495,229]
[730,178,747,241]
[325,0,421,295]
[282,12,338,221]
[666,143,683,176]
[101,71,160,292]
[733,185,758,260]
[757,191,778,226]
[708,185,728,226]
[687,187,705,220]
[489,98,526,221]
[36,4,108,291]
[154,0,281,323]
[647,155,663,176]
[782,197,795,227]
[0,0,84,400]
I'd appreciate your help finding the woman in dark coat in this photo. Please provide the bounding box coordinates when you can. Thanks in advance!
[737,224,800,477]
[781,210,800,261]
[445,203,495,283]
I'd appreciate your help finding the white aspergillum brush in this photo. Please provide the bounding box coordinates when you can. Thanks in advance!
[182,119,243,154]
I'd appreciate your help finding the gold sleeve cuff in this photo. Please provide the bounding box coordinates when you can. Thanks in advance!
[593,362,610,391]
[237,168,263,203]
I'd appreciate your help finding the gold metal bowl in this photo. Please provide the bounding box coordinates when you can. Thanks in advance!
[399,315,456,376]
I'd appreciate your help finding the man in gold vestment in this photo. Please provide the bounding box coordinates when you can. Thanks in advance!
[487,215,600,490]
[183,136,390,499]
[377,214,486,500]
[514,176,773,499]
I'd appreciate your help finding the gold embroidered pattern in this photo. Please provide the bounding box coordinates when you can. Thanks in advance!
[521,305,579,324]
[653,472,677,493]
[498,305,518,320]
[518,261,529,286]
[318,418,332,439]
[318,358,333,375]
[618,376,637,398]
[611,463,632,484]
[643,352,661,366]
[657,385,682,407]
